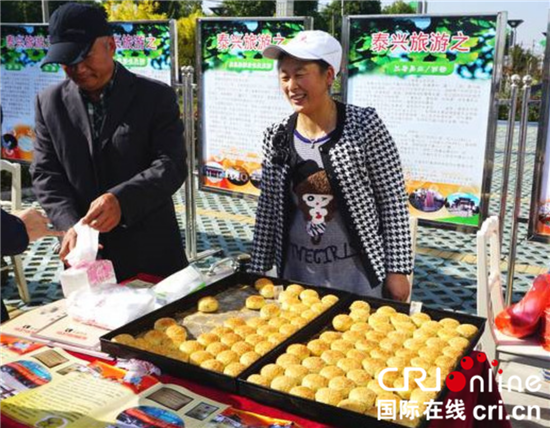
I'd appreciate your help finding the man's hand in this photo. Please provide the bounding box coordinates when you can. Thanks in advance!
[59,227,77,265]
[82,193,121,233]
[15,208,64,241]
[384,273,410,302]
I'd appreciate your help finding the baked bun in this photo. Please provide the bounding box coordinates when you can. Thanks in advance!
[349,387,377,409]
[320,365,346,380]
[246,317,267,329]
[439,318,460,329]
[276,353,301,369]
[240,351,261,366]
[302,373,328,391]
[337,399,366,413]
[322,294,340,306]
[206,342,229,355]
[321,350,346,365]
[271,375,298,393]
[260,363,285,381]
[456,323,478,339]
[231,341,254,356]
[332,314,353,332]
[315,387,344,406]
[216,350,240,366]
[220,332,243,347]
[307,339,330,356]
[224,317,246,329]
[112,334,135,345]
[234,325,256,338]
[285,364,310,382]
[255,340,275,355]
[165,325,187,344]
[246,295,266,310]
[259,284,276,299]
[224,362,246,377]
[198,297,219,313]
[154,317,177,332]
[254,277,274,291]
[286,284,305,296]
[301,356,326,373]
[144,330,166,345]
[245,334,264,347]
[248,374,270,387]
[319,331,342,344]
[286,343,310,360]
[411,312,431,327]
[346,369,371,387]
[260,303,280,319]
[200,359,224,373]
[290,386,315,400]
[189,350,214,365]
[337,358,362,373]
[197,332,219,347]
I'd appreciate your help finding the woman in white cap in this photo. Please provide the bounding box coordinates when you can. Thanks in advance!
[249,30,413,301]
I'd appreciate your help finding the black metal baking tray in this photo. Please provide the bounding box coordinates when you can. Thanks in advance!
[100,272,350,393]
[239,295,486,428]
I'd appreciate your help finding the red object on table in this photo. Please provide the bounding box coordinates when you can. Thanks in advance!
[1,351,511,428]
[542,307,550,351]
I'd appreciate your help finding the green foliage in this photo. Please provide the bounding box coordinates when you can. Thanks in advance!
[294,1,319,17]
[177,11,203,67]
[382,1,415,14]
[0,1,94,23]
[319,0,381,39]
[220,1,276,17]
[104,0,167,21]
[156,1,202,18]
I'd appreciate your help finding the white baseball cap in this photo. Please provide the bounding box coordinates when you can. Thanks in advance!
[262,30,342,75]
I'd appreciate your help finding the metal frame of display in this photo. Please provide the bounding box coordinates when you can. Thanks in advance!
[195,16,312,199]
[341,13,507,233]
[528,17,550,244]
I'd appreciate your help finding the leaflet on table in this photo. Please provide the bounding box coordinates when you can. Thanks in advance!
[206,407,300,428]
[0,333,45,361]
[2,359,227,427]
[0,299,67,341]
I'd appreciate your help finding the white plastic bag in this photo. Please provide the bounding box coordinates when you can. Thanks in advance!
[66,220,99,266]
[153,265,206,306]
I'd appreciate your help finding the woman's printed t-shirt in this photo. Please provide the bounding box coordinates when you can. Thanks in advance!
[283,131,379,297]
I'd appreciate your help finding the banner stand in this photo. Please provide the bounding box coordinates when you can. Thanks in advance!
[505,75,533,306]
[498,74,521,245]
[180,66,221,262]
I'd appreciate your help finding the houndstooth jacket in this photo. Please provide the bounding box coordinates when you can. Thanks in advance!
[250,102,413,288]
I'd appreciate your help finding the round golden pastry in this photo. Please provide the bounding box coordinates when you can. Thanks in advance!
[166,350,189,363]
[259,284,276,299]
[301,296,321,308]
[448,336,470,350]
[442,346,462,360]
[393,376,414,399]
[279,292,299,306]
[245,334,265,347]
[322,294,340,306]
[411,312,432,327]
[370,348,392,361]
[457,323,478,339]
[439,318,460,329]
[301,310,318,321]
[438,328,461,341]
[198,297,219,313]
[197,332,219,347]
[246,317,267,329]
[420,320,442,332]
[290,317,308,328]
[280,310,299,321]
[268,332,287,345]
[349,300,371,312]
[342,330,364,343]
[337,399,366,413]
[154,317,177,332]
[319,365,346,380]
[355,339,377,353]
[411,357,431,371]
[434,355,455,371]
[361,357,386,377]
[413,328,437,340]
[307,339,330,356]
[179,340,204,355]
[240,351,261,366]
[299,289,320,301]
[426,337,447,349]
[310,302,328,314]
[190,350,214,366]
[366,330,386,342]
[271,375,298,393]
[368,379,391,396]
[393,322,416,335]
[280,324,300,337]
[332,314,353,332]
[281,299,303,312]
[371,322,395,334]
[261,363,285,381]
[315,387,344,406]
[349,386,377,409]
[268,317,288,329]
[285,364,310,381]
[133,338,148,350]
[376,306,397,315]
[390,312,412,325]
[403,338,424,352]
[234,325,256,338]
[330,339,354,354]
[231,341,254,356]
[321,350,346,365]
[394,348,416,360]
[200,359,224,373]
[417,347,440,364]
[302,356,326,373]
[144,330,166,345]
[206,342,229,355]
[165,325,187,342]
[289,302,309,315]
[247,374,270,387]
[319,331,342,344]
[302,373,328,391]
[224,362,246,377]
[349,309,370,323]
[255,340,275,355]
[375,366,399,387]
[429,365,450,379]
[254,277,274,291]
[260,303,280,319]
[224,317,246,329]
[387,330,409,344]
[146,344,164,354]
[256,325,278,337]
[286,284,305,296]
[379,338,401,353]
[337,358,363,373]
[113,334,135,345]
[246,295,266,310]
[349,322,371,334]
[210,326,233,337]
[346,369,372,387]
[216,349,240,366]
[345,350,369,365]
[375,392,401,408]
[290,385,315,400]
[286,343,310,360]
[221,333,243,347]
[410,388,435,406]
[276,353,301,369]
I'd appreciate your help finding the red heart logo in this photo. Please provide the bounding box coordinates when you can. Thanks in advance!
[498,369,503,374]
[491,359,499,367]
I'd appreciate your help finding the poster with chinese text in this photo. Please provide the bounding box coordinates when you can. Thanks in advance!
[198,18,308,197]
[344,15,505,230]
[1,21,174,162]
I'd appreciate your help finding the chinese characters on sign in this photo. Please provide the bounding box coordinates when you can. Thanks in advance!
[5,35,50,49]
[5,34,159,51]
[378,399,467,421]
[216,32,286,51]
[371,31,471,53]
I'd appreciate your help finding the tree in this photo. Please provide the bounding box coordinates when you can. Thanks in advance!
[104,0,167,21]
[319,0,381,39]
[156,1,202,18]
[294,1,319,17]
[177,11,202,67]
[0,0,93,23]
[382,0,415,14]
[220,0,276,17]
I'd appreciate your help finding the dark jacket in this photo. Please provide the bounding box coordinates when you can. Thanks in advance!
[31,64,187,281]
[1,209,29,256]
[250,102,413,288]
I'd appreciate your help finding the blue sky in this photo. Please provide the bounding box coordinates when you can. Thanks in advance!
[203,0,549,53]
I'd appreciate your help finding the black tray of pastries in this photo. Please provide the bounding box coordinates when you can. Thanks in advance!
[100,272,350,393]
[239,295,486,427]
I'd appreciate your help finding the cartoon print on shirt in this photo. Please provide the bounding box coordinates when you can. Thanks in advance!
[295,170,336,245]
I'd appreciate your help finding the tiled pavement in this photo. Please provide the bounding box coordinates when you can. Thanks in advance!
[2,122,549,316]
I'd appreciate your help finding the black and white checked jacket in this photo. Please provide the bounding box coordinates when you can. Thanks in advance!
[250,102,413,289]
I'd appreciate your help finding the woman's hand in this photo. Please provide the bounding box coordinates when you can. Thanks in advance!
[384,273,410,302]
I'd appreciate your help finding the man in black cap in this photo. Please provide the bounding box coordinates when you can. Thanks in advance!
[32,3,188,281]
